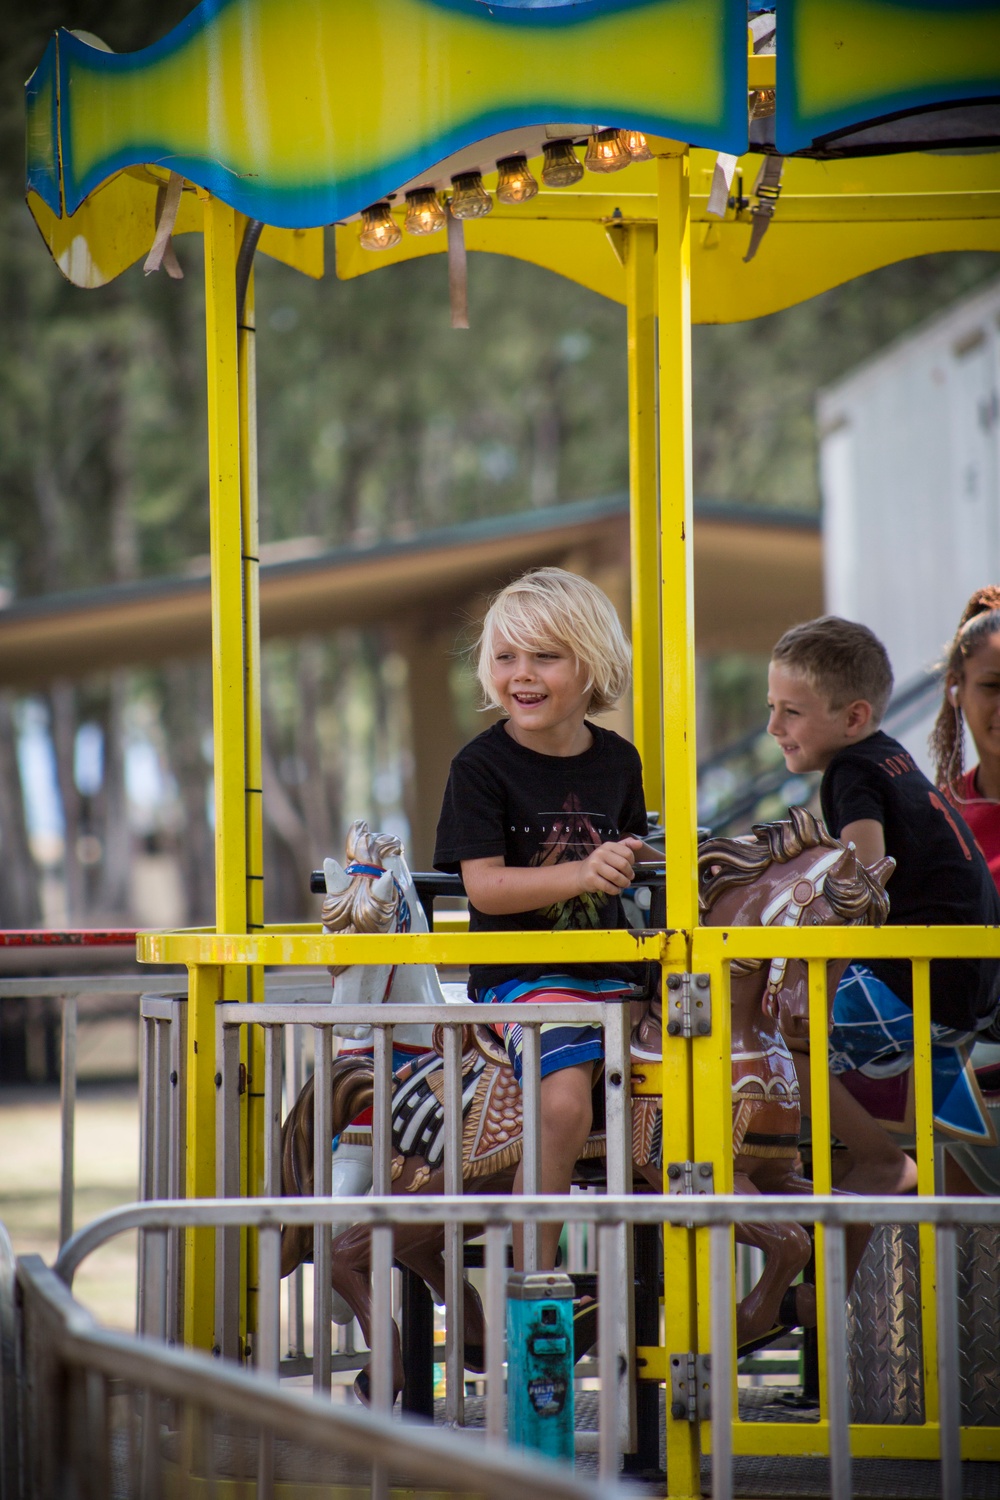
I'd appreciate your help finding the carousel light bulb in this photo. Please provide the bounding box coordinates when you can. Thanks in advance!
[621,129,652,162]
[404,187,446,235]
[449,171,493,219]
[749,88,776,120]
[358,201,401,251]
[584,127,631,174]
[495,154,538,205]
[541,139,584,188]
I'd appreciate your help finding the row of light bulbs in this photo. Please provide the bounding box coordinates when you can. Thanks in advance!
[359,128,652,251]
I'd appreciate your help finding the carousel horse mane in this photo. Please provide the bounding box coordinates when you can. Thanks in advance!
[698,804,890,928]
[321,821,404,972]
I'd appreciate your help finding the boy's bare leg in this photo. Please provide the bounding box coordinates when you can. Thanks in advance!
[794,1051,918,1195]
[512,1061,595,1270]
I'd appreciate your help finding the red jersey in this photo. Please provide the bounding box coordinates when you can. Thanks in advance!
[947,769,1000,896]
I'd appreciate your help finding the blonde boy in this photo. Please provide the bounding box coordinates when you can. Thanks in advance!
[768,617,1000,1193]
[434,568,653,1268]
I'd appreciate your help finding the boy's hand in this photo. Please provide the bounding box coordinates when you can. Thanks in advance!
[578,837,643,895]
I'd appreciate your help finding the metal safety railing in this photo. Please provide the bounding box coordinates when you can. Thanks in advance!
[213,998,636,1443]
[0,972,335,1252]
[686,927,1000,1467]
[50,1192,1000,1500]
[14,1245,617,1500]
[129,903,1000,1486]
[137,978,333,1344]
[0,975,172,1247]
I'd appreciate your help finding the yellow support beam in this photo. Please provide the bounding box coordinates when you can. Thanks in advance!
[657,147,698,937]
[806,958,832,1428]
[182,962,222,1350]
[656,143,701,1500]
[912,959,940,1432]
[204,194,249,940]
[184,193,249,1352]
[139,926,673,969]
[625,222,663,812]
[238,254,266,1345]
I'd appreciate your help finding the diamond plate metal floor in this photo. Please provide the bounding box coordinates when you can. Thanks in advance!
[453,1389,1000,1498]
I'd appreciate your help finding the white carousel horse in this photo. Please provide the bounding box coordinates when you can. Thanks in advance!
[320,820,463,1318]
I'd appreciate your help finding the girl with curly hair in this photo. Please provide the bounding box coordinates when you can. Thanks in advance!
[931,586,1000,892]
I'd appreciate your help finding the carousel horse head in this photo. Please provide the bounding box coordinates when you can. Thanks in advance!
[322,820,411,1038]
[697,805,893,1025]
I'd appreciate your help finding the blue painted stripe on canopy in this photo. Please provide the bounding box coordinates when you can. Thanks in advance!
[25,36,61,215]
[423,0,684,21]
[57,97,728,231]
[31,0,746,225]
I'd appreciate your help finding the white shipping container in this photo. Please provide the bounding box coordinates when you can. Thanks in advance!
[818,277,1000,774]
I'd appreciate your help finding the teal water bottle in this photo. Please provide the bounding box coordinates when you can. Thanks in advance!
[506,1271,575,1458]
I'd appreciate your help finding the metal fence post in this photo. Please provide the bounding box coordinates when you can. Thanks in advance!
[59,996,77,1250]
[312,1026,333,1395]
[603,1000,635,1458]
[215,1007,242,1361]
[442,1020,466,1425]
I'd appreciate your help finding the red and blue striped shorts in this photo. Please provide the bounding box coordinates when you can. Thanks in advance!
[474,973,643,1083]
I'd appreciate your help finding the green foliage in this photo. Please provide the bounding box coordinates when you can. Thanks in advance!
[693,252,1000,510]
[1,2,997,919]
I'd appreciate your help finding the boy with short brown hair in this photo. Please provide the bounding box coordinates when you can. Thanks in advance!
[768,616,1000,1192]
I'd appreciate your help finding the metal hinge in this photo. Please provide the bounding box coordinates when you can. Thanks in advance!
[665,972,712,1038]
[669,1351,712,1422]
[666,1160,715,1196]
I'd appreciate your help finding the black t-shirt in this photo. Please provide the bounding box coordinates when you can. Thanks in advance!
[434,720,649,993]
[821,730,1000,1030]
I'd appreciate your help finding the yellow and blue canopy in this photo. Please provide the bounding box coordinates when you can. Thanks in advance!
[26,0,746,228]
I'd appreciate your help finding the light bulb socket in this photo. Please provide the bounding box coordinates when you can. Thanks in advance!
[584,127,631,174]
[404,187,446,235]
[540,139,584,189]
[495,154,539,205]
[449,172,493,219]
[749,88,776,121]
[358,201,401,252]
[622,130,653,162]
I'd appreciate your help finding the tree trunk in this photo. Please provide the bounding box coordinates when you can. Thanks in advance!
[0,693,42,928]
[159,661,215,925]
[47,681,84,922]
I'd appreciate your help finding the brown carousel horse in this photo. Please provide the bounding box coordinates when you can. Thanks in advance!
[280,807,892,1400]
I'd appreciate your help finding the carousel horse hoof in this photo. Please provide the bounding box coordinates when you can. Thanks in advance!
[736,1284,804,1360]
[464,1342,486,1374]
[573,1295,599,1361]
[354,1368,370,1405]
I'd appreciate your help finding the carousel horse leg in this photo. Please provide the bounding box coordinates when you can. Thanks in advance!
[326,1219,490,1405]
[391,1222,488,1374]
[778,1168,873,1308]
[325,1222,408,1403]
[733,1170,813,1355]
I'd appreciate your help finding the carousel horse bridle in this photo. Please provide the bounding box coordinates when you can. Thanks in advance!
[732,843,857,1018]
[339,860,412,1003]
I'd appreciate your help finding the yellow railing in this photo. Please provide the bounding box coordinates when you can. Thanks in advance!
[139,919,1000,1480]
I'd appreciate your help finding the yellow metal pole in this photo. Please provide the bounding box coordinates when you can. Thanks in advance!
[625,222,663,812]
[183,193,249,1351]
[183,961,222,1349]
[205,199,250,936]
[238,253,266,1345]
[806,957,832,1434]
[657,149,698,936]
[656,144,700,1499]
[690,938,734,1462]
[911,959,940,1434]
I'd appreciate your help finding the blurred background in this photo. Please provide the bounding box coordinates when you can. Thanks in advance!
[1,2,997,943]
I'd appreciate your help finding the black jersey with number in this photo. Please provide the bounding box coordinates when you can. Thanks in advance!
[434,720,649,993]
[820,730,1000,1030]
